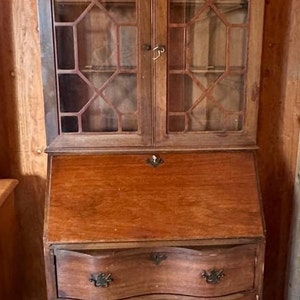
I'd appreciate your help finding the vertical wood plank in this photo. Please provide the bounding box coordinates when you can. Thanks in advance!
[0,1,14,178]
[284,0,300,298]
[257,0,300,298]
[7,0,48,299]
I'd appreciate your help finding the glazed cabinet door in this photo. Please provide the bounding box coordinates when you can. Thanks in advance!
[39,0,152,150]
[39,0,264,151]
[154,0,264,149]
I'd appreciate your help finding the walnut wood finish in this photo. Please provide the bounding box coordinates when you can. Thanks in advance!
[45,151,264,244]
[56,294,257,300]
[55,245,256,299]
[0,179,19,300]
[120,295,257,300]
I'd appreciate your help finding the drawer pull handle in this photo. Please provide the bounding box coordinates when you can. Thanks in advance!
[201,269,225,284]
[89,273,113,288]
[150,252,167,265]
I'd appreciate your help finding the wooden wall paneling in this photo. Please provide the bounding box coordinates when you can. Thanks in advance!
[288,144,300,299]
[258,0,300,299]
[0,1,15,178]
[284,0,300,298]
[1,0,48,299]
[0,180,19,300]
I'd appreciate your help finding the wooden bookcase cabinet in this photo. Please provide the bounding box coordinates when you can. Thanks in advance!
[38,1,266,300]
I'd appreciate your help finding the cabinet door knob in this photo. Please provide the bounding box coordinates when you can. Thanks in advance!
[89,273,113,288]
[142,44,152,51]
[201,269,225,284]
[152,45,166,60]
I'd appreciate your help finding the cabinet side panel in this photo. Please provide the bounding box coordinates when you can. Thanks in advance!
[0,188,19,300]
[38,0,59,145]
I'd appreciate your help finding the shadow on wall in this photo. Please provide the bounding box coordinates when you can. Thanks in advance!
[0,1,48,300]
[15,175,47,300]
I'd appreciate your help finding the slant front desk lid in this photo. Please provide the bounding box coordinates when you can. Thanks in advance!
[45,152,264,244]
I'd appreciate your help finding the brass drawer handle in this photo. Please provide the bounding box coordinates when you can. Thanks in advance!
[89,273,113,288]
[150,252,167,265]
[201,269,225,284]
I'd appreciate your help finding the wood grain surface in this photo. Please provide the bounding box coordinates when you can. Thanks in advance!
[46,152,264,244]
[0,1,48,299]
[257,0,300,298]
[55,245,256,299]
[0,179,19,300]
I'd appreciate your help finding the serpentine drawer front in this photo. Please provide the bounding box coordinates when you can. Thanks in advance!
[55,245,256,300]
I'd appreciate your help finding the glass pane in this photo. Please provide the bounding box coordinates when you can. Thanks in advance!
[82,97,118,132]
[61,116,78,132]
[215,1,248,24]
[230,28,247,69]
[104,1,136,24]
[189,8,226,69]
[103,74,137,113]
[169,27,185,70]
[59,74,92,112]
[56,27,75,69]
[189,75,244,131]
[54,1,90,22]
[82,72,114,89]
[168,74,203,113]
[212,75,244,112]
[169,115,186,132]
[168,0,247,133]
[170,1,205,24]
[53,1,138,135]
[122,114,138,131]
[120,26,137,68]
[77,6,118,70]
[81,74,137,132]
[190,99,223,131]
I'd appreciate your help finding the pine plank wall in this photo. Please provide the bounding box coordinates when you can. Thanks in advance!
[0,0,299,299]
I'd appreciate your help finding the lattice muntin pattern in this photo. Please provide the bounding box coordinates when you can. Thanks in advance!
[53,0,138,133]
[168,0,248,133]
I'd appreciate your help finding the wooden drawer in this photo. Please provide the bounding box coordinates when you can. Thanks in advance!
[55,245,257,300]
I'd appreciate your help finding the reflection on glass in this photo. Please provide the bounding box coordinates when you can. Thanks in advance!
[53,0,138,133]
[168,0,248,133]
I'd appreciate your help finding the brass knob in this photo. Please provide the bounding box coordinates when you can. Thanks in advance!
[142,44,151,51]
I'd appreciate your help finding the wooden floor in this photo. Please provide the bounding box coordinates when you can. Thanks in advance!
[0,0,299,299]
